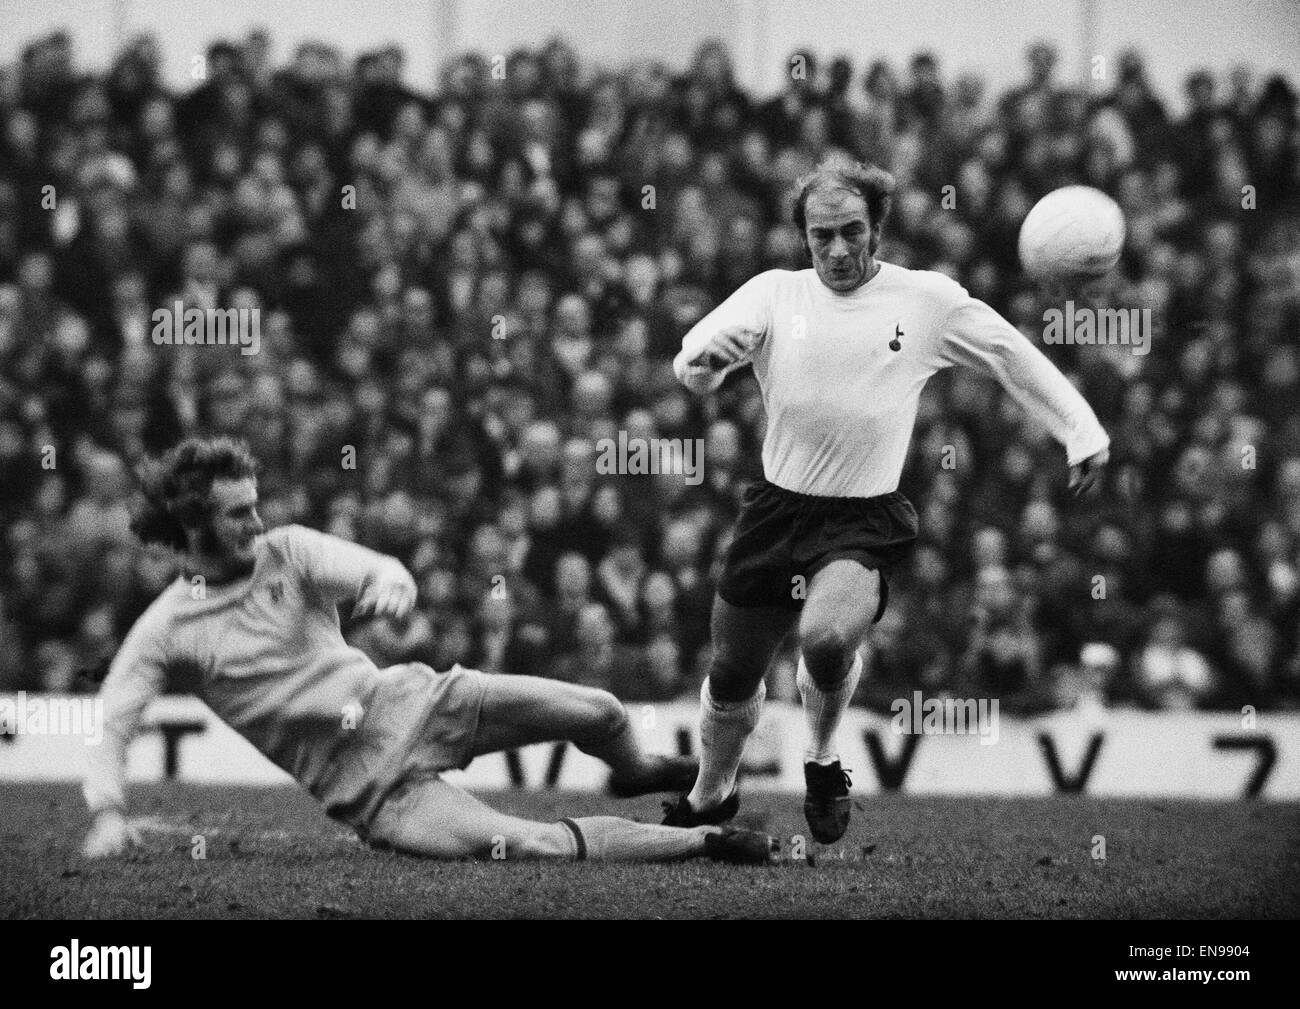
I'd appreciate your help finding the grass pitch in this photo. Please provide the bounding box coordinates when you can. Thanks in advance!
[2,782,1297,919]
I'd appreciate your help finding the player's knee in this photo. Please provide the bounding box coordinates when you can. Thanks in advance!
[800,625,857,686]
[708,648,768,700]
[580,687,628,741]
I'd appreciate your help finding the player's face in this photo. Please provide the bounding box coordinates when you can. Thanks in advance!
[804,187,877,293]
[202,477,264,574]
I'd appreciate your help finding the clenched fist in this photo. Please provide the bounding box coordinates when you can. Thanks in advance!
[353,569,418,621]
[1068,446,1109,497]
[689,325,761,370]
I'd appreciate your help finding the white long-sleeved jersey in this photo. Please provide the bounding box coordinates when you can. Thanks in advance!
[83,525,423,827]
[673,264,1110,498]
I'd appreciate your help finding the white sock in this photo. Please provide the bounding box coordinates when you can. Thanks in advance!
[562,817,711,862]
[687,677,765,810]
[797,650,863,765]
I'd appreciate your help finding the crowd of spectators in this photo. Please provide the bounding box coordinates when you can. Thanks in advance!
[2,30,1299,713]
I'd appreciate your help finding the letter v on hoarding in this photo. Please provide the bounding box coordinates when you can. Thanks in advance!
[863,730,921,790]
[1037,732,1104,793]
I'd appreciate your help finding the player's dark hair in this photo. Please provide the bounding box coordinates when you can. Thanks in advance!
[130,437,259,551]
[792,157,896,257]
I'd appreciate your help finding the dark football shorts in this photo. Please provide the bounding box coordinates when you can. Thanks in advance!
[717,480,920,621]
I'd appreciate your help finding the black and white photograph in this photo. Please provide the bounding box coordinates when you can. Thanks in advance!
[0,0,1297,948]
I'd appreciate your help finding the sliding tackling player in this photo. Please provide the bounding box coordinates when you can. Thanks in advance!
[82,437,778,864]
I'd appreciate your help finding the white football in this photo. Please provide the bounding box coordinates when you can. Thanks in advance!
[1018,185,1126,282]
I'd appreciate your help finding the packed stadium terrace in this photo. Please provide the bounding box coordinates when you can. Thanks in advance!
[0,31,1298,713]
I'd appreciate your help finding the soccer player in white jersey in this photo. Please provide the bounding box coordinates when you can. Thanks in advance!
[664,157,1110,841]
[81,437,778,864]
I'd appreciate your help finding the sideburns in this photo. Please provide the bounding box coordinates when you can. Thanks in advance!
[197,520,223,556]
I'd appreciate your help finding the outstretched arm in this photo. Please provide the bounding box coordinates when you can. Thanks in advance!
[938,297,1111,494]
[81,618,168,857]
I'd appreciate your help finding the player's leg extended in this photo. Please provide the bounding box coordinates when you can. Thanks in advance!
[796,560,880,841]
[467,675,695,794]
[798,560,879,750]
[678,596,796,815]
[365,774,775,863]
